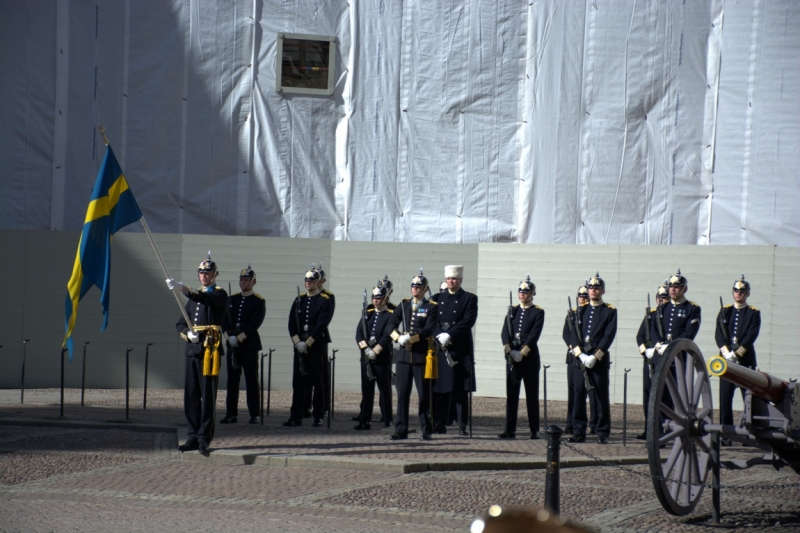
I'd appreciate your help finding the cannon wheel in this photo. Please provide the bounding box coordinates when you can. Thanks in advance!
[647,339,713,516]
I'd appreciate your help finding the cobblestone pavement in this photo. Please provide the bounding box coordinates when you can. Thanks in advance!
[1,389,798,532]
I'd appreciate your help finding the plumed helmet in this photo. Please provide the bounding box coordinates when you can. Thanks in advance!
[577,284,589,298]
[587,272,604,288]
[668,269,687,287]
[198,250,217,273]
[372,279,389,298]
[411,268,428,288]
[382,274,393,294]
[656,284,668,297]
[239,264,255,279]
[518,275,535,294]
[733,274,750,292]
[304,263,321,282]
[439,281,448,293]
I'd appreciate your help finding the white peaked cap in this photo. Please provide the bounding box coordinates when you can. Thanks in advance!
[444,265,464,278]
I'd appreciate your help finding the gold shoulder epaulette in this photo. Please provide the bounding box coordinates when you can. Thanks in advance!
[367,308,375,313]
[402,297,410,302]
[606,304,616,310]
[300,292,307,297]
[749,305,759,311]
[535,305,543,310]
[650,309,657,314]
[255,293,264,300]
[723,304,733,308]
[689,301,699,306]
[215,286,225,291]
[579,302,589,307]
[321,292,330,299]
[387,309,394,313]
[324,289,335,297]
[571,307,578,312]
[428,299,438,306]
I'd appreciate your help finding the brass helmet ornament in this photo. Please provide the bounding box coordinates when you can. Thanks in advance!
[304,263,321,282]
[518,275,535,295]
[372,279,389,298]
[733,274,750,292]
[587,272,604,289]
[239,264,255,279]
[439,281,447,293]
[198,250,217,273]
[577,284,589,298]
[656,284,668,297]
[411,268,428,288]
[668,269,687,287]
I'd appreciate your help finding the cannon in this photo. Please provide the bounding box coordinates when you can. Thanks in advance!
[645,339,799,515]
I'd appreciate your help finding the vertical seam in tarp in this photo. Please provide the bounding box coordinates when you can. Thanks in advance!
[740,0,761,245]
[51,0,70,231]
[515,2,534,243]
[236,0,256,236]
[178,0,192,234]
[700,0,723,245]
[395,3,413,242]
[120,0,131,169]
[336,2,355,241]
[578,2,598,244]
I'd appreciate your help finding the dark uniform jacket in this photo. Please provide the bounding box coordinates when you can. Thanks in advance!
[288,291,334,352]
[389,298,437,364]
[223,292,266,352]
[355,308,395,366]
[176,285,229,356]
[501,303,545,363]
[636,310,657,354]
[321,288,336,340]
[562,302,617,367]
[433,288,479,361]
[715,304,760,368]
[649,300,701,343]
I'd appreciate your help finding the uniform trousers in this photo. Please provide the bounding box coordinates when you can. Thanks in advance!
[566,357,575,429]
[290,348,327,421]
[395,361,432,435]
[304,357,331,414]
[184,355,217,443]
[570,362,610,438]
[225,350,259,419]
[505,356,540,435]
[359,360,392,426]
[435,391,469,429]
[642,358,653,423]
[720,361,755,426]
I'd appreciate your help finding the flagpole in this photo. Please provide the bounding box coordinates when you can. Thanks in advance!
[98,125,192,329]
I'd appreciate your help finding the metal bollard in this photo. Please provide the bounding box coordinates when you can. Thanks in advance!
[623,368,630,446]
[81,342,90,407]
[543,365,550,429]
[60,348,67,418]
[544,425,564,514]
[330,349,338,419]
[267,348,274,417]
[20,339,30,404]
[125,348,132,421]
[143,343,153,409]
[260,351,268,424]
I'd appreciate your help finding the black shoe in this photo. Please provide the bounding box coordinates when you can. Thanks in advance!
[589,428,596,435]
[303,409,312,419]
[282,419,302,427]
[390,433,408,440]
[312,418,323,427]
[458,427,469,436]
[530,433,541,440]
[220,416,237,424]
[198,441,210,455]
[434,424,447,434]
[635,432,647,440]
[567,435,586,443]
[598,436,609,444]
[249,416,259,424]
[351,415,361,421]
[565,426,574,433]
[498,432,516,439]
[420,433,433,441]
[721,438,733,447]
[178,438,199,452]
[354,422,371,430]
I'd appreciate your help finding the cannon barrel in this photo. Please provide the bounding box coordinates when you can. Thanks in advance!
[707,356,788,404]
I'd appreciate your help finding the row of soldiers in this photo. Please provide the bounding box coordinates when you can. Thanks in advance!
[166,254,759,453]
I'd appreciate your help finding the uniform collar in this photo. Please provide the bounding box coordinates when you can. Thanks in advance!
[589,299,603,307]
[412,297,424,305]
[375,303,388,312]
[671,296,687,305]
[241,289,254,297]
[519,301,533,309]
[447,287,462,295]
[202,283,217,293]
[306,287,320,297]
[733,301,747,310]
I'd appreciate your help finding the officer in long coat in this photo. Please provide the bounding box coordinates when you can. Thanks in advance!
[303,263,335,417]
[433,265,478,436]
[563,284,590,434]
[500,276,545,439]
[389,269,438,439]
[168,252,228,455]
[715,275,760,445]
[354,279,395,430]
[285,265,334,427]
[221,265,266,425]
[564,273,617,444]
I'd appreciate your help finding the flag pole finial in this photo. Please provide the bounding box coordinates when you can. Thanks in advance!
[98,125,110,146]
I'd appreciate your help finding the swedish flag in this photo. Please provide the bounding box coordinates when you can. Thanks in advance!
[63,146,142,358]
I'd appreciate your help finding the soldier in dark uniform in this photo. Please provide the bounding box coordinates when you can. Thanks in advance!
[389,269,438,440]
[168,252,228,454]
[221,265,266,425]
[429,281,451,429]
[564,273,617,444]
[499,276,545,439]
[354,279,395,430]
[563,284,590,434]
[285,265,334,427]
[715,275,760,446]
[433,265,479,436]
[649,270,701,358]
[634,283,668,439]
[303,263,335,418]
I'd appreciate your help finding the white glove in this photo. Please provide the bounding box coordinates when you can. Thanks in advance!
[397,334,411,347]
[166,278,183,292]
[656,342,668,355]
[187,330,200,343]
[436,333,451,346]
[572,346,582,357]
[644,347,655,360]
[720,346,731,357]
[228,335,238,347]
[578,353,591,366]
[295,341,307,354]
[584,355,597,369]
[366,347,377,360]
[510,350,523,363]
[723,351,736,362]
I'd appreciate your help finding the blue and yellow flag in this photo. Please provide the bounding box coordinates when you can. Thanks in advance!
[63,146,142,358]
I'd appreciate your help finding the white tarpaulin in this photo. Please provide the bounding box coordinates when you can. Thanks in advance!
[1,0,798,245]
